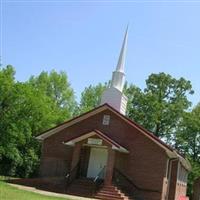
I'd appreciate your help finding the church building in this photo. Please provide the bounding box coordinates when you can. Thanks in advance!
[36,28,191,200]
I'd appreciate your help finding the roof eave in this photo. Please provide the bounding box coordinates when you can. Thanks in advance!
[62,129,129,154]
[36,104,108,140]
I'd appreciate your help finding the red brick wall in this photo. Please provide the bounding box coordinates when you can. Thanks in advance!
[193,178,200,200]
[40,139,73,177]
[40,109,172,199]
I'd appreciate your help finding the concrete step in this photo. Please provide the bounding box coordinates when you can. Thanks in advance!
[95,184,134,200]
[96,191,122,197]
[67,179,134,200]
[98,187,118,192]
[97,190,121,196]
[95,194,124,200]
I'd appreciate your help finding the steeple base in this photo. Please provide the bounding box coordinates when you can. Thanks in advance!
[100,87,127,115]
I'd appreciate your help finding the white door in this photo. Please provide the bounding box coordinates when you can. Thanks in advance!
[87,148,108,178]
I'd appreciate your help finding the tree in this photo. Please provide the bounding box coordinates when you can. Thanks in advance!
[0,65,21,176]
[176,104,200,195]
[79,83,107,114]
[126,73,193,141]
[177,104,200,161]
[28,70,77,123]
[0,66,76,177]
[79,73,193,142]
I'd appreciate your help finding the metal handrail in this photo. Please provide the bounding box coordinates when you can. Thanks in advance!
[94,166,106,183]
[93,166,106,194]
[113,168,160,193]
[65,161,80,185]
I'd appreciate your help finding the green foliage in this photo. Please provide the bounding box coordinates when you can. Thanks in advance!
[126,73,193,140]
[176,104,200,195]
[177,104,200,161]
[79,83,107,114]
[28,70,76,123]
[187,159,200,196]
[0,66,76,177]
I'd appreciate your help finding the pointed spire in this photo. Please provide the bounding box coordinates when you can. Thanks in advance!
[110,26,128,92]
[100,25,129,115]
[116,25,128,73]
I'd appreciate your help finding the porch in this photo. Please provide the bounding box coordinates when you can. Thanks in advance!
[63,130,132,199]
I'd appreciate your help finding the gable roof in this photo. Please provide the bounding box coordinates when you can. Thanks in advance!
[36,103,191,170]
[36,104,108,140]
[36,103,172,150]
[63,129,129,153]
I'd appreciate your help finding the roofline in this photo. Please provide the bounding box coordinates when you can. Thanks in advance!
[63,129,129,153]
[104,104,191,170]
[36,103,188,167]
[104,104,174,152]
[36,103,174,152]
[36,104,108,140]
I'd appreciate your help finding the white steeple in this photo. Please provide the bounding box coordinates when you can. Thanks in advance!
[116,25,128,72]
[111,25,128,92]
[100,27,128,115]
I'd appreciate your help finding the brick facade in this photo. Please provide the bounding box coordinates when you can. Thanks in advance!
[38,106,189,200]
[193,178,200,200]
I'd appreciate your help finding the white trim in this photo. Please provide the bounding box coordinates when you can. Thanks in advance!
[36,104,170,154]
[165,158,174,200]
[36,104,171,155]
[63,141,75,146]
[63,131,129,153]
[36,106,107,140]
[83,144,108,149]
[112,145,129,153]
[36,104,189,170]
[71,132,95,143]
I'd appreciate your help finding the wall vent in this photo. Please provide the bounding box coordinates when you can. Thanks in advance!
[102,115,110,125]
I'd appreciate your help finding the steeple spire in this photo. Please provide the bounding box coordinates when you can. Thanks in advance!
[116,25,128,73]
[111,26,128,92]
[100,27,129,115]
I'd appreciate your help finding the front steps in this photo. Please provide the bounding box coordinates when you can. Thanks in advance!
[66,178,133,200]
[95,184,133,200]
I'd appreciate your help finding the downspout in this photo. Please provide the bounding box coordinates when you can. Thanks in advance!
[165,158,179,200]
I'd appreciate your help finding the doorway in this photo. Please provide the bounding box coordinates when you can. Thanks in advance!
[87,147,108,179]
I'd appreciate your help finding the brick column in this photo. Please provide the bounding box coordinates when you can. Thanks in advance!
[104,147,115,185]
[70,142,82,170]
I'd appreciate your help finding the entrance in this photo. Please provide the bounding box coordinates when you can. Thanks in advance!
[87,147,108,178]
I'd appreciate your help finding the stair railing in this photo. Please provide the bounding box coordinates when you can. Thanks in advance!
[93,166,106,194]
[65,161,80,186]
[113,168,160,198]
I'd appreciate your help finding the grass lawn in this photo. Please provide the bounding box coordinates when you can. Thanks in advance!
[0,180,71,200]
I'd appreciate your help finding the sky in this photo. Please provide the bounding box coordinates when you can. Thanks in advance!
[1,1,200,106]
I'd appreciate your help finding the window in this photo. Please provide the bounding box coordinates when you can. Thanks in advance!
[178,164,188,184]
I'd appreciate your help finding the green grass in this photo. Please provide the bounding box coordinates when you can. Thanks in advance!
[0,180,71,200]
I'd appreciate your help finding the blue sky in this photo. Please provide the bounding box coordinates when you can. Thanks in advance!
[1,1,200,106]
